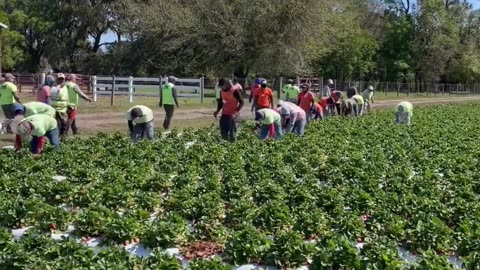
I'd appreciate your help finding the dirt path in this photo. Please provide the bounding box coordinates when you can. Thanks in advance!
[75,96,480,131]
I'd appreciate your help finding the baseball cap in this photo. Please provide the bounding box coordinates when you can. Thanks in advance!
[255,78,263,84]
[16,121,32,139]
[255,111,265,121]
[5,73,15,80]
[12,103,25,115]
[168,76,177,83]
[287,79,294,84]
[57,73,66,79]
[327,79,334,84]
[368,85,374,91]
[66,74,76,80]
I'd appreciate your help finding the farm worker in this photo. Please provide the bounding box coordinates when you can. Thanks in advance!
[232,77,243,93]
[395,101,413,126]
[37,75,55,104]
[250,77,263,111]
[330,90,344,116]
[126,105,154,143]
[346,86,358,99]
[213,79,244,142]
[215,79,222,111]
[352,94,365,116]
[283,79,300,103]
[318,97,330,118]
[297,84,315,121]
[12,102,56,152]
[255,108,283,140]
[277,100,306,136]
[15,114,60,155]
[321,79,334,97]
[50,73,69,136]
[311,102,324,120]
[0,73,21,134]
[65,74,92,135]
[340,98,358,117]
[160,76,179,130]
[254,80,274,110]
[362,86,374,113]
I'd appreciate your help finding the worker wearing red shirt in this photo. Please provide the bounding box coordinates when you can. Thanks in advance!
[214,79,244,142]
[297,84,315,121]
[254,80,274,110]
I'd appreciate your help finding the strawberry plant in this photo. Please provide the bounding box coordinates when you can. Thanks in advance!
[188,258,231,270]
[142,213,189,249]
[266,230,315,269]
[224,225,272,265]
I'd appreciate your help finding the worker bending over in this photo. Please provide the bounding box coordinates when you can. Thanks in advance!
[126,105,154,143]
[341,99,359,117]
[395,101,413,126]
[352,94,365,116]
[15,114,60,154]
[214,79,244,142]
[13,102,56,152]
[255,108,283,140]
[277,100,306,136]
[330,90,344,116]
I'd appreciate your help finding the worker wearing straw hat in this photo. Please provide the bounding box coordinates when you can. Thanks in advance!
[15,114,60,154]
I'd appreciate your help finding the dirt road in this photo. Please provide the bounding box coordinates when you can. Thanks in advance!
[75,96,480,131]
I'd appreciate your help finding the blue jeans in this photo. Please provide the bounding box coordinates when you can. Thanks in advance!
[30,128,60,153]
[132,121,154,143]
[220,115,237,142]
[259,122,283,140]
[293,119,306,136]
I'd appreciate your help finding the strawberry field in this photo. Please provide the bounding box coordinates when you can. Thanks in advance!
[2,104,480,269]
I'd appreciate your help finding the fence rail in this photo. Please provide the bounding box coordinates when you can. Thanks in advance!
[3,73,480,101]
[91,76,205,103]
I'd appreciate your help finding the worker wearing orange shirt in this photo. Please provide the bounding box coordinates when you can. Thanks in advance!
[249,76,263,111]
[297,84,315,122]
[254,80,274,110]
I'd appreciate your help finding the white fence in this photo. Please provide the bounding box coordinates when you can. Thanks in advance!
[91,76,205,103]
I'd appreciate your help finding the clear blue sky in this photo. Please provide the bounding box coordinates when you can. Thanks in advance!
[98,0,480,44]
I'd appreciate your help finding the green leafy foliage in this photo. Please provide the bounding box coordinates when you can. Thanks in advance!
[2,104,480,268]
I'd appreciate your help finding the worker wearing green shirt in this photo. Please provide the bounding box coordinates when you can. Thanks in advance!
[126,105,154,143]
[282,79,300,103]
[395,101,413,126]
[12,102,56,153]
[12,102,55,118]
[254,108,283,140]
[65,74,92,135]
[50,73,69,136]
[362,86,374,113]
[15,114,60,154]
[159,76,179,129]
[0,73,21,133]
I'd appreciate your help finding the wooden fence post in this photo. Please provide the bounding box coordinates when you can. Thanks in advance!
[110,75,115,106]
[200,76,205,103]
[128,76,133,103]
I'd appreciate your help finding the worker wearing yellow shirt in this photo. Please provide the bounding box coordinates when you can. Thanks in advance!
[126,105,154,143]
[159,76,179,129]
[0,73,21,133]
[282,79,300,103]
[50,73,69,136]
[254,108,283,140]
[15,114,60,154]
